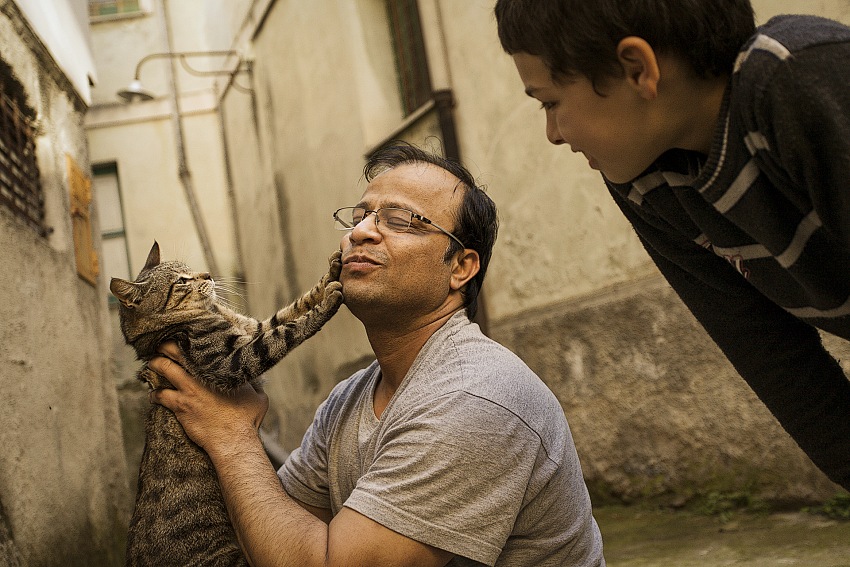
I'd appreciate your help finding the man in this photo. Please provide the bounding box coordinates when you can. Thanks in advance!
[495,0,850,489]
[150,143,605,566]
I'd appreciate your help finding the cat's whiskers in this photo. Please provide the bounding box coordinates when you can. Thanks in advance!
[215,295,246,312]
[214,284,248,310]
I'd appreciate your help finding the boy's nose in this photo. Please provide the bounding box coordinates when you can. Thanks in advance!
[546,117,566,145]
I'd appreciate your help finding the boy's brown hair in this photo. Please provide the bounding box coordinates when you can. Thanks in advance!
[495,0,756,89]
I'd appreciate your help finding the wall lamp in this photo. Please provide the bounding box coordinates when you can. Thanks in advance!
[116,49,248,276]
[117,50,243,102]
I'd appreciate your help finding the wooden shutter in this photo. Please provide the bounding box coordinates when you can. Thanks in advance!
[67,154,99,286]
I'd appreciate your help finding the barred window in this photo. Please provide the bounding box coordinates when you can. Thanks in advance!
[88,0,142,18]
[0,60,44,237]
[386,0,432,117]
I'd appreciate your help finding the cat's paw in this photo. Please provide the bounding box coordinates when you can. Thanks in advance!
[139,365,171,390]
[324,281,344,308]
[327,250,342,281]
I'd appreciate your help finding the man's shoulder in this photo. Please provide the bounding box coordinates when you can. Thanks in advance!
[435,318,568,436]
[441,315,543,385]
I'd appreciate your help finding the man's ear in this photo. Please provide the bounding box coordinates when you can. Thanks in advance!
[449,249,480,292]
[616,36,661,99]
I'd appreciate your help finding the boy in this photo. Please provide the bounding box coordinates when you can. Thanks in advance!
[495,0,850,490]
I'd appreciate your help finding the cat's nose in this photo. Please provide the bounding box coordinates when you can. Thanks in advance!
[199,272,211,280]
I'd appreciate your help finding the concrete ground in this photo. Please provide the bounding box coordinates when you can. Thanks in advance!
[596,505,850,566]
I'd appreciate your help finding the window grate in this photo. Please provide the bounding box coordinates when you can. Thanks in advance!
[0,89,45,236]
[386,0,432,117]
[88,0,141,18]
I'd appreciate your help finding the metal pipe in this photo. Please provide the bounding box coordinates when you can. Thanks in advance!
[132,50,239,80]
[159,0,219,276]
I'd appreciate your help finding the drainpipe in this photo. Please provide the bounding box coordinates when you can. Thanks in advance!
[216,62,251,287]
[160,0,219,276]
[419,0,490,334]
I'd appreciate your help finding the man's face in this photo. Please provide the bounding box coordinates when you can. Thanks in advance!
[512,51,660,184]
[339,162,465,323]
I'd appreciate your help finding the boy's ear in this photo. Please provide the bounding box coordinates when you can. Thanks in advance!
[616,36,661,99]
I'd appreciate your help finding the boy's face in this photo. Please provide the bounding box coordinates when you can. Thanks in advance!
[512,52,661,184]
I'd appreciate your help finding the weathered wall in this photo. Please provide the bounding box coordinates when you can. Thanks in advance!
[85,0,250,510]
[225,0,379,449]
[0,1,129,565]
[86,0,850,510]
[491,275,850,504]
[445,0,850,502]
[225,0,849,503]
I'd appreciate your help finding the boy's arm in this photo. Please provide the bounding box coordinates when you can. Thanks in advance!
[611,188,850,490]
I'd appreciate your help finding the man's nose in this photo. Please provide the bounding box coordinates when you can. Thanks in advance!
[348,211,381,242]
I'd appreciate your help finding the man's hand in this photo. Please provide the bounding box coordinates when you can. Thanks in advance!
[148,343,453,567]
[148,342,269,458]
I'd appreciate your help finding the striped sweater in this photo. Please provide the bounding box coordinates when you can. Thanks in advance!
[607,15,850,489]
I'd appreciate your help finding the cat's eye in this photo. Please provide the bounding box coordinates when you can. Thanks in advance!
[177,277,190,284]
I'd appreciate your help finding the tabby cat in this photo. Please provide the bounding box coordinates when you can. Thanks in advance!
[110,241,343,567]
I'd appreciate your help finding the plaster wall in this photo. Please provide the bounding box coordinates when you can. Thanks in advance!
[85,0,850,508]
[222,0,379,449]
[446,0,850,499]
[86,0,240,278]
[224,0,850,501]
[86,110,236,275]
[0,2,128,564]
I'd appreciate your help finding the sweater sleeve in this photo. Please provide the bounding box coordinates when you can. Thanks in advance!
[609,186,850,490]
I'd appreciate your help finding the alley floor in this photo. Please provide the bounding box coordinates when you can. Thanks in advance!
[596,505,850,566]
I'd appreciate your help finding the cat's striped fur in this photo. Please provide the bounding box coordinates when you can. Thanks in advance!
[110,241,343,566]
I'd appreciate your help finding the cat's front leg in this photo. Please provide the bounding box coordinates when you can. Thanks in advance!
[315,249,343,313]
[138,364,173,391]
[325,249,342,285]
[263,250,343,327]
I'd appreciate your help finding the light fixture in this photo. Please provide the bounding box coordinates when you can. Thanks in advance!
[116,79,155,103]
[116,50,241,103]
[115,50,246,277]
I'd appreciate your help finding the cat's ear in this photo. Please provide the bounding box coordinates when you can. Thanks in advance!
[142,241,161,272]
[110,278,144,309]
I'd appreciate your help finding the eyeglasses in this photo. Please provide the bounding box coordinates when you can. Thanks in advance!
[333,206,466,249]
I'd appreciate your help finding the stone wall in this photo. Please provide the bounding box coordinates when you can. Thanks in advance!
[491,274,847,504]
[0,1,129,564]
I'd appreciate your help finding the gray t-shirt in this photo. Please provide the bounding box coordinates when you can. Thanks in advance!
[279,312,605,566]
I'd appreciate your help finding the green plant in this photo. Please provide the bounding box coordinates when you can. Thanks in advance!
[693,489,767,522]
[808,493,850,521]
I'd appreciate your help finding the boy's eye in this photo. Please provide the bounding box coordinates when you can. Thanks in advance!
[540,101,555,111]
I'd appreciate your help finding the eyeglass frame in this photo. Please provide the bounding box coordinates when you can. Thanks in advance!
[333,206,466,250]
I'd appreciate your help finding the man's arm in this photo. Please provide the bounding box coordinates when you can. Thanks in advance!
[148,349,454,567]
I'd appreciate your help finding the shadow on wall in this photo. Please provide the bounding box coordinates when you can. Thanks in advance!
[0,495,24,567]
